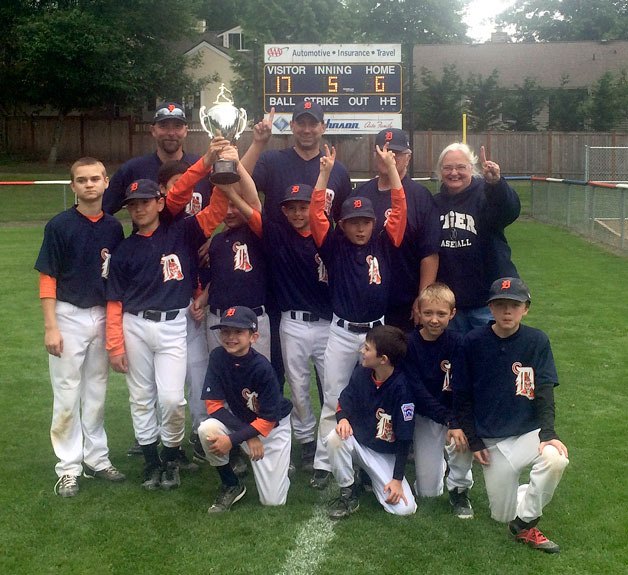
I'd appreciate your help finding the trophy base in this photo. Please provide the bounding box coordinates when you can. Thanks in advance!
[210,159,241,186]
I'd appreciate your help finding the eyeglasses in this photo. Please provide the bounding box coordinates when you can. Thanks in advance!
[154,106,186,120]
[441,164,470,173]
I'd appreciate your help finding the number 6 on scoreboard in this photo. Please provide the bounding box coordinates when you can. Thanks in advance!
[375,75,385,93]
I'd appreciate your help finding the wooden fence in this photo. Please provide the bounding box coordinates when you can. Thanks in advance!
[2,115,627,179]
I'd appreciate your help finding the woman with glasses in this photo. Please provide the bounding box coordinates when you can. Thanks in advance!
[432,143,521,334]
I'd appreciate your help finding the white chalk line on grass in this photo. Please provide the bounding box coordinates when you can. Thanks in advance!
[274,506,336,575]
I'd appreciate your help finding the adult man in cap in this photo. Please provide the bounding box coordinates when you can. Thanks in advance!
[352,128,440,331]
[241,101,352,224]
[103,102,211,215]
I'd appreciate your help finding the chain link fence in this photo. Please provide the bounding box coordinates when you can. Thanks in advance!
[531,177,627,252]
[584,146,628,183]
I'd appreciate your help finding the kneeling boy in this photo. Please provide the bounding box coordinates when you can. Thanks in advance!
[455,277,569,553]
[199,306,292,512]
[324,325,417,518]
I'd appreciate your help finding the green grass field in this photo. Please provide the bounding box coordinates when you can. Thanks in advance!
[0,168,626,574]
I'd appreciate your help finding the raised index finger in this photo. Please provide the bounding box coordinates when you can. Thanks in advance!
[267,106,275,125]
[480,145,487,165]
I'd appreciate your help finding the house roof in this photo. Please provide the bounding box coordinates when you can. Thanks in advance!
[175,31,232,59]
[413,40,628,88]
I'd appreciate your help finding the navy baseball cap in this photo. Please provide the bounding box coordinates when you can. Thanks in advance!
[340,196,376,221]
[153,102,187,124]
[292,100,324,123]
[122,179,162,205]
[375,128,410,152]
[281,183,313,204]
[487,277,531,304]
[210,306,259,332]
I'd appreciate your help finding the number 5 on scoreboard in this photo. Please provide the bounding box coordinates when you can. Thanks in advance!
[328,75,338,93]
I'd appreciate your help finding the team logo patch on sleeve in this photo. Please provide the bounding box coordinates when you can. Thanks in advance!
[401,403,415,421]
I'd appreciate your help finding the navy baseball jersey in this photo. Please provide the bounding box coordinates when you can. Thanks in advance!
[253,148,352,224]
[434,177,520,309]
[202,225,267,311]
[353,175,440,307]
[454,324,559,441]
[202,346,292,426]
[103,152,211,215]
[106,217,207,313]
[35,207,124,308]
[256,213,332,319]
[337,365,415,454]
[318,229,394,323]
[404,328,462,406]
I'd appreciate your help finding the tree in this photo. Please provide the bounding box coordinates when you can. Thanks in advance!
[548,75,587,131]
[415,65,465,130]
[581,71,628,131]
[345,0,468,44]
[8,1,208,165]
[464,70,503,131]
[497,0,628,42]
[502,78,546,131]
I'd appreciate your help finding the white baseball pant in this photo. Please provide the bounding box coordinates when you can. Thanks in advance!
[280,311,330,445]
[198,416,292,506]
[123,310,187,448]
[185,308,209,434]
[480,428,569,523]
[412,416,474,497]
[324,430,417,515]
[314,315,375,471]
[206,308,271,360]
[49,301,113,477]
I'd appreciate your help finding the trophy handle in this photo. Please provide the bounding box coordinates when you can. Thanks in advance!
[234,108,248,141]
[199,105,213,137]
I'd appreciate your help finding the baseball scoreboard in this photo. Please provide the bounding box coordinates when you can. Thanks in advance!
[263,44,402,134]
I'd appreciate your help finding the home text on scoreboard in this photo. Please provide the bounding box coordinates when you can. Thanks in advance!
[264,64,402,114]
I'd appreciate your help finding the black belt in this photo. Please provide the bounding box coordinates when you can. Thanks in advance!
[290,311,320,322]
[134,309,180,322]
[336,318,383,334]
[209,305,265,317]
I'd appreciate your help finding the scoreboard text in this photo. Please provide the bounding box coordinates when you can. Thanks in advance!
[264,64,402,114]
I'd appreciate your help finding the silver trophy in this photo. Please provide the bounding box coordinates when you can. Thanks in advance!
[199,84,248,185]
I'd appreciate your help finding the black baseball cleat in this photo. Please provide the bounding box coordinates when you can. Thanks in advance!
[175,448,199,472]
[300,441,316,472]
[208,483,246,513]
[310,469,331,490]
[141,464,162,491]
[328,485,360,519]
[160,461,181,490]
[448,488,474,519]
